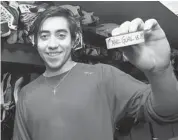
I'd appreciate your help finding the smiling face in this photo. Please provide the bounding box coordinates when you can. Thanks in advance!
[37,16,74,71]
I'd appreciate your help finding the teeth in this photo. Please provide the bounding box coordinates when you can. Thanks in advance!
[48,52,60,56]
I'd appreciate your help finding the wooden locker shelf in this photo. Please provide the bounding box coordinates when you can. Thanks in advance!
[1,43,44,66]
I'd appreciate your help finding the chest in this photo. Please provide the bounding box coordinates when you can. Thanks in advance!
[26,71,106,121]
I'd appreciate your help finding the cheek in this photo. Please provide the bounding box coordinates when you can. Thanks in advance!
[61,39,73,51]
[37,40,47,51]
[37,45,47,60]
[66,44,73,54]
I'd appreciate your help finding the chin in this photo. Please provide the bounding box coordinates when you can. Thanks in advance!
[47,62,63,70]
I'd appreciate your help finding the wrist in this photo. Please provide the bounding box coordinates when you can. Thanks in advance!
[144,62,172,77]
[144,63,175,83]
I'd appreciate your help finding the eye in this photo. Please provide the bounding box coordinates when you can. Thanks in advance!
[40,34,49,40]
[56,33,66,39]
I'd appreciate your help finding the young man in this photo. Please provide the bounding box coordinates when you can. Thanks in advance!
[13,6,178,140]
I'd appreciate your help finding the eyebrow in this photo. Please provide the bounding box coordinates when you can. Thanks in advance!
[38,30,50,34]
[39,29,68,34]
[56,29,68,33]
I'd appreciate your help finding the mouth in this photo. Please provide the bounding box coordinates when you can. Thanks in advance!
[47,52,62,57]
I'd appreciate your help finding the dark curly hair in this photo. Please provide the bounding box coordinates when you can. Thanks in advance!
[29,6,81,45]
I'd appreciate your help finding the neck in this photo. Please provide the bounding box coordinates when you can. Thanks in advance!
[44,60,77,77]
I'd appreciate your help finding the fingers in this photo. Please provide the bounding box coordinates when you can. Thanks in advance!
[129,18,144,32]
[111,18,147,59]
[112,21,130,36]
[112,18,145,36]
[112,18,161,36]
[144,19,160,31]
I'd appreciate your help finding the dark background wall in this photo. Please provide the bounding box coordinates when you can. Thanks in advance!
[55,1,178,49]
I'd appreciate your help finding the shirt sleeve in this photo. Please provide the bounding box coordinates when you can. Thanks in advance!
[12,89,31,140]
[100,64,178,125]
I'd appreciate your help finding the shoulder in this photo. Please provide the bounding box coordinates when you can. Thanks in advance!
[95,63,126,76]
[77,62,116,71]
[77,62,125,79]
[77,62,112,73]
[19,75,44,98]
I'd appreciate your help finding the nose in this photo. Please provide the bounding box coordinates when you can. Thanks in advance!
[48,36,58,50]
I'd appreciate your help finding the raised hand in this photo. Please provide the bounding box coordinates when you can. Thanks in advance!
[112,18,171,72]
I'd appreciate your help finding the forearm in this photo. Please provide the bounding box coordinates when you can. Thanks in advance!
[145,63,178,116]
